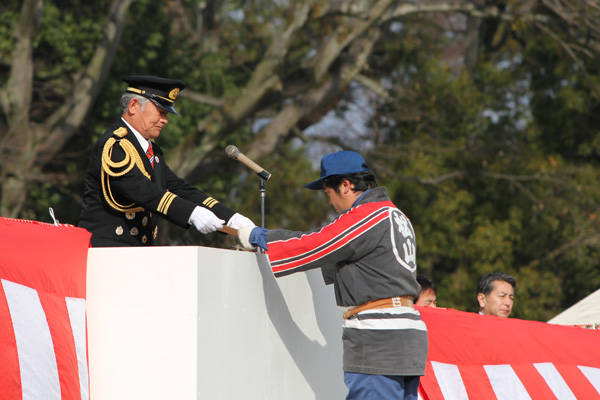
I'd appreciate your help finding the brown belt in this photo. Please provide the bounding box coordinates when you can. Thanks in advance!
[343,296,414,320]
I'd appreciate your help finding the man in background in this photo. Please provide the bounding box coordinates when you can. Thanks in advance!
[477,272,516,318]
[415,276,437,307]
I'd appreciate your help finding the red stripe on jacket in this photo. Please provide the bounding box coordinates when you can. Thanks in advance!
[268,201,396,274]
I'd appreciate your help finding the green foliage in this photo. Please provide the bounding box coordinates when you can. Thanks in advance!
[34,3,106,80]
[0,6,18,60]
[5,0,600,323]
[524,31,600,161]
[367,18,600,320]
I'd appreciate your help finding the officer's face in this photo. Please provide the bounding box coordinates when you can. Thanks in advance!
[133,99,169,140]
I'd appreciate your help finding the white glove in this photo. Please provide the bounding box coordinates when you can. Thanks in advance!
[189,206,225,234]
[227,213,256,229]
[238,226,257,251]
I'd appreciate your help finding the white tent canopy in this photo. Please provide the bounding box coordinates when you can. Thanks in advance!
[548,288,600,326]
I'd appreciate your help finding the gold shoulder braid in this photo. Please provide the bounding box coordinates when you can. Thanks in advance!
[100,127,151,213]
[113,126,128,138]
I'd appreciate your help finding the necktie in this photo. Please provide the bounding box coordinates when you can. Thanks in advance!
[146,144,154,168]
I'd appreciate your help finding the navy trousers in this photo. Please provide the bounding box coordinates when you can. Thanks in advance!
[344,372,420,400]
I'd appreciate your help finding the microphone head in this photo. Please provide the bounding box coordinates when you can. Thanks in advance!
[225,145,241,159]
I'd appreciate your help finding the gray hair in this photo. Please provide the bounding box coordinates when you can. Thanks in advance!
[120,93,149,115]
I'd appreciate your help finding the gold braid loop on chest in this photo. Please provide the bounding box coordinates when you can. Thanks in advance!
[101,133,151,213]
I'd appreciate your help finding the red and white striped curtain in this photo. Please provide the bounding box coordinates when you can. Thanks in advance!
[0,218,91,400]
[418,306,600,399]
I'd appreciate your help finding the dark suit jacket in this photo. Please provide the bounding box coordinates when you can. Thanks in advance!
[78,120,235,246]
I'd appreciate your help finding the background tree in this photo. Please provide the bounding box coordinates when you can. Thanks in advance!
[2,0,600,320]
[361,1,600,320]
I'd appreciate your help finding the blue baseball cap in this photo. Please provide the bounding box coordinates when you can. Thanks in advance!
[305,151,370,190]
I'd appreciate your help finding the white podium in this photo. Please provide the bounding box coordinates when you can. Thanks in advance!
[86,246,347,399]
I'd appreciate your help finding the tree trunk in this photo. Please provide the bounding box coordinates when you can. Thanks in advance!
[0,0,134,218]
[0,0,42,218]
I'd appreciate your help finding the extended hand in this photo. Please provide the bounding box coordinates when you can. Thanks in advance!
[189,206,225,234]
[238,226,257,251]
[227,213,256,229]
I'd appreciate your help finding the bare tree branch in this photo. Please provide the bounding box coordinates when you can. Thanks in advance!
[0,0,43,217]
[168,0,318,177]
[178,90,225,107]
[527,232,600,269]
[354,74,391,100]
[247,27,382,160]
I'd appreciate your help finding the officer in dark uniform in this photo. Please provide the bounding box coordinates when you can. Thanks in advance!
[79,75,254,246]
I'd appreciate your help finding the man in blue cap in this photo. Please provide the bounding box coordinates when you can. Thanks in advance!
[79,75,254,246]
[237,150,428,400]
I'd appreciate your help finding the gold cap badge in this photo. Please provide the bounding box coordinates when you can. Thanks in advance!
[169,88,180,100]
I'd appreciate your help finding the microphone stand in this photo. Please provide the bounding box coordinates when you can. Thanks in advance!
[225,145,270,252]
[258,177,266,254]
[259,178,266,229]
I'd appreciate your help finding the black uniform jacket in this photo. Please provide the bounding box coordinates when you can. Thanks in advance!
[78,120,235,246]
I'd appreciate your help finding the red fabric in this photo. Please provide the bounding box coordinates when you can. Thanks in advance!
[0,217,91,399]
[418,306,600,399]
[39,292,82,399]
[511,363,559,399]
[0,218,90,298]
[460,365,497,399]
[555,364,600,399]
[0,283,21,399]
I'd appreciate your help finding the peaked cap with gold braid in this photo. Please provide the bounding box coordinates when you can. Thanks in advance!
[122,75,185,115]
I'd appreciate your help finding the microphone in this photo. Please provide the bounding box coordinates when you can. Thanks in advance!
[225,145,272,181]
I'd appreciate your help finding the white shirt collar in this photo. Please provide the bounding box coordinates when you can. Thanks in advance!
[121,117,151,152]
